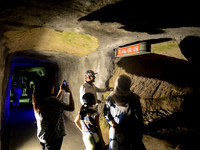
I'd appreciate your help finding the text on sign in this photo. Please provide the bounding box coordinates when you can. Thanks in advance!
[117,44,140,56]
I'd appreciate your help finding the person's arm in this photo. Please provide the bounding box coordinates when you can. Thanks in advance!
[74,114,82,132]
[95,86,107,93]
[104,96,114,122]
[63,85,74,111]
[57,80,74,111]
[79,85,85,105]
[104,96,119,132]
[57,89,64,100]
[108,120,119,133]
[95,86,113,104]
[95,85,113,93]
[57,80,65,100]
[95,115,105,147]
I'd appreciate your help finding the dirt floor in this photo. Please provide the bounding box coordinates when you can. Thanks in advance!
[6,102,84,150]
[4,97,200,150]
[4,101,176,150]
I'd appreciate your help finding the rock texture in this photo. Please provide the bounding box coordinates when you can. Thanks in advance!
[103,40,200,149]
[4,28,99,56]
[1,0,200,149]
[108,42,198,119]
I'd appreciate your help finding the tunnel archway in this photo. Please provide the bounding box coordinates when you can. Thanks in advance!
[10,66,45,105]
[3,49,59,113]
[1,50,61,149]
[10,65,58,106]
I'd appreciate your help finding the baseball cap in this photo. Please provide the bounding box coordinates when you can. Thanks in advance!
[85,70,97,78]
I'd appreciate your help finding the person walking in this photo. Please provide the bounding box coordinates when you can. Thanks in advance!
[12,84,22,107]
[33,76,74,150]
[104,75,146,150]
[29,84,34,103]
[74,93,104,150]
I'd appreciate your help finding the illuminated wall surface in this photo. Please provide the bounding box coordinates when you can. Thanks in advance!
[4,28,99,56]
[0,0,200,149]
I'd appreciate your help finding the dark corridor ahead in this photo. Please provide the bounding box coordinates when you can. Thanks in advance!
[2,63,84,150]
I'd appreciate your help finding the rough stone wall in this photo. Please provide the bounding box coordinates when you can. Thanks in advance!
[106,40,200,124]
[1,0,200,149]
[0,34,9,140]
[0,26,113,123]
[1,49,114,122]
[0,33,4,142]
[3,28,99,56]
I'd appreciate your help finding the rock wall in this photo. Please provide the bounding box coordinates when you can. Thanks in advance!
[1,49,114,123]
[0,32,6,143]
[0,27,114,124]
[106,40,200,124]
[1,0,200,149]
[3,28,99,56]
[98,40,200,149]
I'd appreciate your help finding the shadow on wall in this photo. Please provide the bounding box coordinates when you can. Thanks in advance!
[143,89,200,150]
[79,0,200,34]
[114,38,200,149]
[179,36,200,73]
[116,53,199,88]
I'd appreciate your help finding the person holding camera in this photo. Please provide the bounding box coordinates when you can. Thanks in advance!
[33,76,74,150]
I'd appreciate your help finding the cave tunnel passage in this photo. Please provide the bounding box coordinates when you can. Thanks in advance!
[2,51,84,150]
[2,53,61,150]
[9,64,59,107]
[8,66,58,150]
[10,66,47,106]
[5,50,61,110]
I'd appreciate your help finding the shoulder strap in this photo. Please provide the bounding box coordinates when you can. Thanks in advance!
[82,120,97,143]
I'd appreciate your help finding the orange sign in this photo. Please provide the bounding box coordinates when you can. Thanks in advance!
[116,44,140,56]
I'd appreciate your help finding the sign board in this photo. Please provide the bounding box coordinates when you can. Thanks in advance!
[115,42,150,57]
[117,44,140,56]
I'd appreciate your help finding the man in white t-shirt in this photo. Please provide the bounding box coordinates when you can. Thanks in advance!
[80,70,107,105]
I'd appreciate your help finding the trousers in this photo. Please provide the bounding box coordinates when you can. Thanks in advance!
[40,137,63,150]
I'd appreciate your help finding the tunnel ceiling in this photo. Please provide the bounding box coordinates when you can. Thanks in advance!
[1,0,200,56]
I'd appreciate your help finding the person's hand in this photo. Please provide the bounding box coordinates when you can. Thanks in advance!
[63,80,71,93]
[97,100,102,104]
[109,120,119,133]
[60,80,70,92]
[107,87,114,91]
[60,80,66,91]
